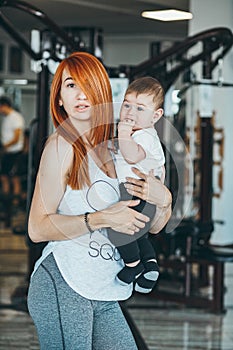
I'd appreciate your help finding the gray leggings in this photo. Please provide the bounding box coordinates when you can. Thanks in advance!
[27,253,138,350]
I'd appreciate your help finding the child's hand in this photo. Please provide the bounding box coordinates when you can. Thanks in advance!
[118,119,135,135]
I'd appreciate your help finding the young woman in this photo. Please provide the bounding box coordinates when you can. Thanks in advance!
[27,51,172,350]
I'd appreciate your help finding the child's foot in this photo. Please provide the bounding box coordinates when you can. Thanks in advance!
[135,260,159,293]
[116,262,144,285]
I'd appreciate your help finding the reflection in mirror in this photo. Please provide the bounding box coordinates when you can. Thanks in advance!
[0,79,37,229]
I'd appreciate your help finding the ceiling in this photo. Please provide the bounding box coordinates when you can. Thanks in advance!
[0,0,190,39]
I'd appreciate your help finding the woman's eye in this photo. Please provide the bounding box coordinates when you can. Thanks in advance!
[67,83,76,88]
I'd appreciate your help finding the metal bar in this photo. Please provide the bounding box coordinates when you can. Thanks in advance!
[0,13,40,60]
[131,27,233,77]
[213,262,225,313]
[200,117,213,222]
[130,27,233,92]
[0,0,77,52]
[120,303,149,350]
[185,236,192,297]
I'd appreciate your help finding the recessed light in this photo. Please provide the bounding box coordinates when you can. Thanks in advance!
[141,9,193,22]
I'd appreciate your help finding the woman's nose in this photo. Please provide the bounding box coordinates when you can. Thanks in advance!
[77,90,87,100]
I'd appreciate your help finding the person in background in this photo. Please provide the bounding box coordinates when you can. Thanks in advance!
[108,77,165,293]
[0,96,25,205]
[27,51,172,350]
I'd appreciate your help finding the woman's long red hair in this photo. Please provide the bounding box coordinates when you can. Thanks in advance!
[50,52,114,189]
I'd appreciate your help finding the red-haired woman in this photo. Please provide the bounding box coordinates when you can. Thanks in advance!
[27,51,172,350]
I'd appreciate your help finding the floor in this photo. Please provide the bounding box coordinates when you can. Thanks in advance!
[0,209,233,350]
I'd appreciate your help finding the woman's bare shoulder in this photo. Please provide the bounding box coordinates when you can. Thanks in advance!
[46,132,71,148]
[46,133,72,154]
[41,132,73,168]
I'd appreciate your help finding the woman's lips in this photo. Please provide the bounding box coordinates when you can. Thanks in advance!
[75,104,90,112]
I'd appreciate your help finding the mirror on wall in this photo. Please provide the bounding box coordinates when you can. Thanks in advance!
[0,80,37,229]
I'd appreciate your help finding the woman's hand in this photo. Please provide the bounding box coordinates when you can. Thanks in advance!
[124,167,172,208]
[124,167,172,234]
[91,199,150,235]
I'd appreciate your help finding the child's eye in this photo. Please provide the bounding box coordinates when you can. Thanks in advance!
[137,106,144,111]
[124,103,130,109]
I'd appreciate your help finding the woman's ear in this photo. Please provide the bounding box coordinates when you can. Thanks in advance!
[59,99,63,107]
[153,108,164,122]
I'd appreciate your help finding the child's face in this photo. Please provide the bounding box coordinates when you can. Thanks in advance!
[120,92,161,130]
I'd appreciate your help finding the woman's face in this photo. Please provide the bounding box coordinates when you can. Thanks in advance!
[59,68,92,125]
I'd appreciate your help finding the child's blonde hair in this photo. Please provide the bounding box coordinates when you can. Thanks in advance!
[126,76,164,109]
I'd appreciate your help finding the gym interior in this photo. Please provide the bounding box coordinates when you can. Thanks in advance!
[0,1,233,349]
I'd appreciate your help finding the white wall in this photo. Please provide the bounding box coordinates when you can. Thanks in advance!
[103,34,177,67]
[103,35,152,67]
[189,0,233,244]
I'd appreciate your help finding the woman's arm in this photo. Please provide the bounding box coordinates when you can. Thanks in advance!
[28,136,150,243]
[28,133,82,242]
[148,204,172,234]
[124,167,172,234]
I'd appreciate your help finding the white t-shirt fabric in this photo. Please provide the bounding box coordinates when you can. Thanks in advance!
[32,154,133,301]
[1,110,25,152]
[115,127,165,182]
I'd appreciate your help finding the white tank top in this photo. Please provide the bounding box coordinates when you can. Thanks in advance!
[32,155,133,301]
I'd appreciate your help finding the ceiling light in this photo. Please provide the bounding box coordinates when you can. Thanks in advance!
[141,9,193,22]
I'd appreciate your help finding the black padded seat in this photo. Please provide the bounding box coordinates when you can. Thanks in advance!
[193,245,233,262]
[149,220,233,313]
